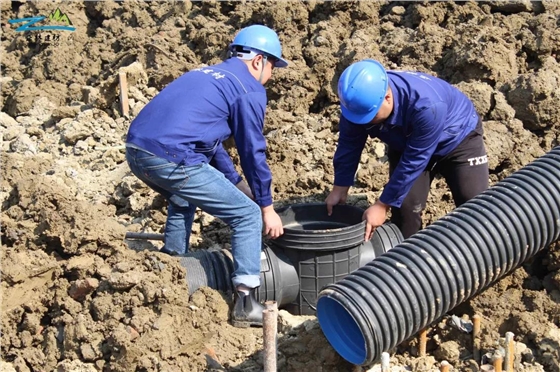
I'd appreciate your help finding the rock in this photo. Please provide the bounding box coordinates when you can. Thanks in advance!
[0,361,16,372]
[315,128,330,139]
[118,61,148,86]
[391,5,406,15]
[68,278,99,300]
[0,112,18,128]
[3,126,24,141]
[9,133,37,154]
[27,97,56,123]
[108,271,142,290]
[506,62,560,130]
[373,142,386,158]
[52,106,81,120]
[56,360,97,372]
[81,86,100,105]
[482,120,514,171]
[0,1,11,11]
[489,91,516,121]
[74,140,89,155]
[277,310,315,333]
[80,343,99,361]
[62,121,90,145]
[489,0,533,12]
[26,127,44,139]
[456,81,494,117]
[433,340,461,361]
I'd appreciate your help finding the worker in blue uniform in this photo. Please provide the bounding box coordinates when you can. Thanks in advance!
[326,59,489,240]
[125,25,288,328]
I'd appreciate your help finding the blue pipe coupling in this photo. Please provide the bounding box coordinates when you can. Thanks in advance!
[316,146,560,365]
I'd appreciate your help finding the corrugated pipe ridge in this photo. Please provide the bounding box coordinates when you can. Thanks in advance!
[316,146,560,366]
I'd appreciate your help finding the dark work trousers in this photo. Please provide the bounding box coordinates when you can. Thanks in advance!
[388,120,489,239]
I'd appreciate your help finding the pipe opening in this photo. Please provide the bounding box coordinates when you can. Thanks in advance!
[316,295,367,365]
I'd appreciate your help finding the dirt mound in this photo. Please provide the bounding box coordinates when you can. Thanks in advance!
[1,1,559,371]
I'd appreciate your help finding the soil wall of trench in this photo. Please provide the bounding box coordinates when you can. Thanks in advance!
[1,1,560,371]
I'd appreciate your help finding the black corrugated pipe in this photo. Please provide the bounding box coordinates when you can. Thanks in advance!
[316,146,560,366]
[178,245,302,308]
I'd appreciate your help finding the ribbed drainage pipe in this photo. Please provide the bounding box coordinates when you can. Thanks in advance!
[316,146,560,366]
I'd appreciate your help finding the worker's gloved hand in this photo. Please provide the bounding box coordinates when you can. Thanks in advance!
[363,200,390,241]
[261,205,284,239]
[325,185,350,216]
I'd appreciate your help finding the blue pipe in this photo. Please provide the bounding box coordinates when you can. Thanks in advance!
[316,146,560,365]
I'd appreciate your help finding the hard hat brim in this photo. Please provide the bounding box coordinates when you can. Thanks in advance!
[274,57,288,68]
[340,105,379,125]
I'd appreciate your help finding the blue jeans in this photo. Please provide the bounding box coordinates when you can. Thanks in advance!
[126,146,263,288]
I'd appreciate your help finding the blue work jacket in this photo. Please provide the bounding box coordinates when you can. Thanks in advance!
[333,71,479,208]
[126,58,274,207]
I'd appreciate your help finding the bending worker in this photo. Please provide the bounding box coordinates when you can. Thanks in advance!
[326,59,489,240]
[125,25,287,328]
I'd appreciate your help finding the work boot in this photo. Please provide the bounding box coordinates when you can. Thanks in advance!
[231,288,264,328]
[159,247,178,256]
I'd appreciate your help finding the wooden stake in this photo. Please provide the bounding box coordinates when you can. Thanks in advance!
[472,314,481,336]
[418,328,427,357]
[381,352,390,372]
[472,314,482,362]
[263,307,278,372]
[505,332,515,372]
[493,350,503,372]
[440,360,450,372]
[265,300,278,311]
[118,71,129,117]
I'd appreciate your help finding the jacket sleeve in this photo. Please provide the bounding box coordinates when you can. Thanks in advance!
[230,92,273,207]
[333,116,369,186]
[210,143,243,185]
[379,101,447,207]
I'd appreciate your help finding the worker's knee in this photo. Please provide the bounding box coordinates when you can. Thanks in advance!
[238,202,263,229]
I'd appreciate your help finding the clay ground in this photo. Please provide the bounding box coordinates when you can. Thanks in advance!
[1,1,560,371]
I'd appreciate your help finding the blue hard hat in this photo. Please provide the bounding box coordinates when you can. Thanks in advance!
[230,25,288,68]
[338,59,388,124]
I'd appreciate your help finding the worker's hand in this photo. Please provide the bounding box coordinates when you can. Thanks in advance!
[261,205,284,239]
[236,180,254,200]
[325,185,351,216]
[363,200,390,241]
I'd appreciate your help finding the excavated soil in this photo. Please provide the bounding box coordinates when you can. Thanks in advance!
[1,1,560,371]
